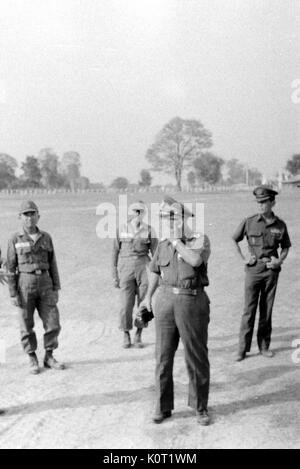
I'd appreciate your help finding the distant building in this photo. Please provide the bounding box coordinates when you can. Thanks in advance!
[281,175,300,190]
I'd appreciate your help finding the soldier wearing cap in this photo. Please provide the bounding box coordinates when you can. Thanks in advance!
[0,254,7,415]
[232,185,291,361]
[141,196,211,425]
[112,200,158,348]
[6,200,65,374]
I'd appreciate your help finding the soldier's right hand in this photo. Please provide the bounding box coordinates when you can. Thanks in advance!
[140,296,152,312]
[11,296,21,307]
[244,254,256,266]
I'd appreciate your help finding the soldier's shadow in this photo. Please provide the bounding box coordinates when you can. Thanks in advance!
[171,382,299,423]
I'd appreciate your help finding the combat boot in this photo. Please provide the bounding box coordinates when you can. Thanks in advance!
[260,348,274,358]
[28,352,40,375]
[235,352,246,362]
[44,350,65,370]
[152,410,172,424]
[134,328,143,348]
[196,409,211,426]
[123,331,131,348]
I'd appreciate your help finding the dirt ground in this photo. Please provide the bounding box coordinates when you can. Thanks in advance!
[0,191,299,449]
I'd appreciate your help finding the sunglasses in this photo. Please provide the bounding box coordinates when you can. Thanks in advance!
[22,211,37,217]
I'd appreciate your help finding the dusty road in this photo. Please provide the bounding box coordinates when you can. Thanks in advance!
[0,192,299,449]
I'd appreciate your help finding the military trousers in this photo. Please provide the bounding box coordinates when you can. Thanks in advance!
[154,286,210,413]
[238,264,279,354]
[17,272,61,354]
[118,257,149,331]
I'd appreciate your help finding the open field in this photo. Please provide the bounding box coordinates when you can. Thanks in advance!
[0,191,299,449]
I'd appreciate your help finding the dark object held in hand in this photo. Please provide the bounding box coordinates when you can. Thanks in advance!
[134,305,154,328]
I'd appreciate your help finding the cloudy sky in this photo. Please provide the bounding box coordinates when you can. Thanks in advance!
[0,0,299,184]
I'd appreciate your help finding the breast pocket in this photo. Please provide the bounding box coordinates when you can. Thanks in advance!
[178,258,196,280]
[17,247,32,264]
[133,238,150,253]
[248,231,263,247]
[267,231,283,248]
[157,254,171,268]
[38,242,52,262]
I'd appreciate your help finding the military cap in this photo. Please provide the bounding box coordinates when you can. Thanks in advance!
[253,185,278,202]
[19,200,39,214]
[129,200,146,213]
[159,196,194,219]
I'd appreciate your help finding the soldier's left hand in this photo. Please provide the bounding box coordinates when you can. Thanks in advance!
[266,256,282,269]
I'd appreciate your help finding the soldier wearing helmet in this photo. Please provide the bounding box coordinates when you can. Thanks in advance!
[112,200,158,348]
[6,200,65,374]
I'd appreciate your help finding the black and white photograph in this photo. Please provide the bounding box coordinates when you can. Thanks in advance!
[0,0,299,451]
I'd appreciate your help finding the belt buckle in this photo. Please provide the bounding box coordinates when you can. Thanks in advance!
[191,289,197,296]
[172,287,180,295]
[35,269,42,275]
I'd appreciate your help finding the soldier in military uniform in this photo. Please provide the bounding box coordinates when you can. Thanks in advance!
[232,186,291,361]
[112,200,158,348]
[0,262,7,415]
[6,201,65,374]
[141,196,211,425]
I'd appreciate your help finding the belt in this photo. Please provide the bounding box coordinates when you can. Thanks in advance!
[121,255,148,260]
[19,269,48,276]
[161,285,202,296]
[258,257,271,263]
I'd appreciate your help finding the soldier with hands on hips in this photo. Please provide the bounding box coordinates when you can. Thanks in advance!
[232,186,291,361]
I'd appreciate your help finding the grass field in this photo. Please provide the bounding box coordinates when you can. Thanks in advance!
[0,190,299,449]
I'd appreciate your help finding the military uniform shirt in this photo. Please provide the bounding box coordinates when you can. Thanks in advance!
[112,220,157,267]
[7,228,61,297]
[150,232,211,289]
[232,213,291,259]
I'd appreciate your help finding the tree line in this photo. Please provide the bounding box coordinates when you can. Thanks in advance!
[0,149,89,191]
[2,117,299,192]
[110,116,298,192]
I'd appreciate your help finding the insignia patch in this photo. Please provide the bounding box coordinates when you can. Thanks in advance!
[15,242,31,249]
[120,232,134,238]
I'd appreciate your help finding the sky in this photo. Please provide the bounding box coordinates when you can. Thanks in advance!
[0,0,300,184]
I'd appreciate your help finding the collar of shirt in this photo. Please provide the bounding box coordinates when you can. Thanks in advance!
[20,227,43,244]
[123,220,148,237]
[256,212,278,226]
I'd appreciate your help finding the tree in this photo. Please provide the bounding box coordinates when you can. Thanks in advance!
[187,171,196,189]
[38,148,61,189]
[0,154,18,189]
[248,167,262,186]
[226,158,246,185]
[110,177,129,191]
[78,176,90,190]
[20,156,42,188]
[139,169,152,188]
[193,152,224,185]
[60,151,81,191]
[286,154,300,176]
[145,117,213,191]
